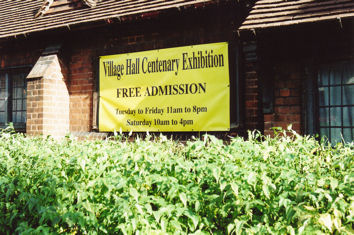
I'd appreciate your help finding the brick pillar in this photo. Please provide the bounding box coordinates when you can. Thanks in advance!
[26,54,69,137]
[243,41,262,132]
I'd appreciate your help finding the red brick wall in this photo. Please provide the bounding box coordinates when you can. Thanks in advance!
[243,42,262,132]
[1,3,254,137]
[263,65,302,136]
[0,45,40,69]
[68,48,94,133]
[239,33,305,137]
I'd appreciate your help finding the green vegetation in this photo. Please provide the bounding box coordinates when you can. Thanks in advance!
[0,127,353,234]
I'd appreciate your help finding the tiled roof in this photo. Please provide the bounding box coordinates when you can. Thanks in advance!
[0,0,214,39]
[239,0,354,30]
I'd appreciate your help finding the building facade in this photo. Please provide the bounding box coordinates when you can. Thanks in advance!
[240,0,354,143]
[0,0,353,142]
[0,0,252,138]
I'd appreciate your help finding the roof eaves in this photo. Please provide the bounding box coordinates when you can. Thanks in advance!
[0,0,216,40]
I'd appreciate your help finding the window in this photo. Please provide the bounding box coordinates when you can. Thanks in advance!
[318,60,354,143]
[0,70,27,130]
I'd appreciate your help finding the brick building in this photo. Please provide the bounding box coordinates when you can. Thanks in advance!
[0,0,252,138]
[239,0,354,143]
[0,0,353,143]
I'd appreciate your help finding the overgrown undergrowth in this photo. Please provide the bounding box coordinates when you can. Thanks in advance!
[0,128,353,234]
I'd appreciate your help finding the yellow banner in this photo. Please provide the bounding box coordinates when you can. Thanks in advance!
[99,42,230,132]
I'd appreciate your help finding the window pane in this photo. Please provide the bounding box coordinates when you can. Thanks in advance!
[22,112,26,123]
[330,107,342,126]
[0,100,5,112]
[343,107,353,127]
[17,112,22,123]
[319,87,329,106]
[20,88,25,98]
[344,75,354,85]
[16,88,21,98]
[330,128,342,144]
[320,128,329,141]
[12,111,17,123]
[330,68,341,85]
[13,88,17,98]
[330,86,341,105]
[11,110,25,124]
[319,108,329,126]
[12,73,25,87]
[17,100,22,111]
[0,89,5,98]
[13,87,17,98]
[318,70,329,86]
[343,85,353,105]
[0,112,4,123]
[343,128,353,143]
[343,63,354,85]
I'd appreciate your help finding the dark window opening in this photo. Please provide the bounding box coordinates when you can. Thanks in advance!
[0,70,27,131]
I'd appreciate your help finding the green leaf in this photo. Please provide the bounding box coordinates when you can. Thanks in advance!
[247,172,257,187]
[227,223,235,234]
[233,219,245,234]
[179,192,187,207]
[330,178,338,191]
[184,210,199,231]
[195,201,200,212]
[79,159,86,172]
[130,188,139,201]
[212,167,220,183]
[319,213,333,232]
[262,184,270,199]
[220,180,227,192]
[230,182,239,197]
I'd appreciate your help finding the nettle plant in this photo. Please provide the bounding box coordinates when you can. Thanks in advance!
[0,127,353,234]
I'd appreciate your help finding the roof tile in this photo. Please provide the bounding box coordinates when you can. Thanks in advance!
[0,0,214,39]
[239,0,354,30]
